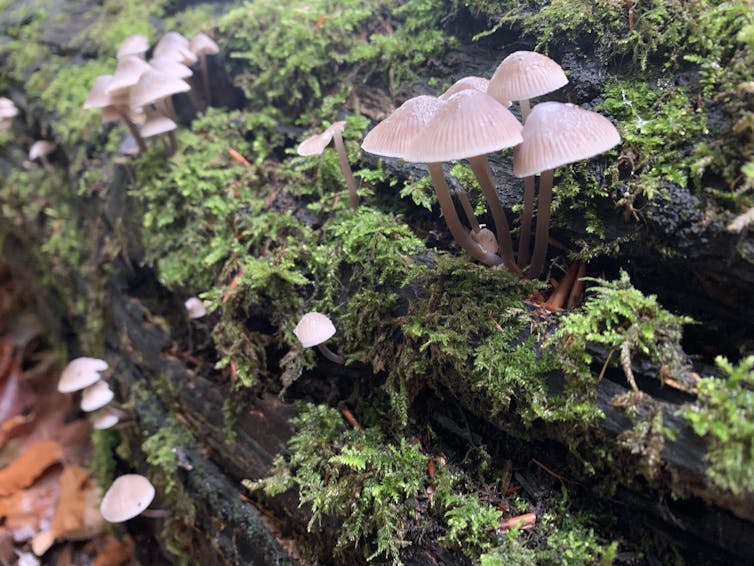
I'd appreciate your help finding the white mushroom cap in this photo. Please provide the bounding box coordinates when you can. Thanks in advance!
[361,95,443,160]
[117,35,149,59]
[106,56,153,95]
[83,75,129,110]
[184,297,207,319]
[140,114,177,138]
[297,121,345,156]
[294,312,336,348]
[129,70,191,108]
[57,357,108,393]
[513,101,620,177]
[403,89,523,163]
[487,51,568,104]
[100,474,155,523]
[80,380,114,412]
[189,32,219,56]
[29,140,56,161]
[0,97,18,119]
[92,408,120,430]
[439,76,490,100]
[154,33,197,65]
[148,57,193,79]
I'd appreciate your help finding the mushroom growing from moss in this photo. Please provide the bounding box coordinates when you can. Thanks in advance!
[294,312,345,364]
[298,121,358,209]
[513,102,620,277]
[184,297,207,319]
[28,140,57,172]
[57,357,108,393]
[84,74,147,152]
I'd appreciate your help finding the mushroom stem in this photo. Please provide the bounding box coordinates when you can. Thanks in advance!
[529,168,554,277]
[115,108,147,153]
[199,53,211,107]
[427,162,503,267]
[468,155,516,270]
[331,131,358,209]
[157,97,178,122]
[519,98,531,123]
[317,343,345,365]
[518,175,536,268]
[456,188,481,233]
[167,130,177,156]
[40,155,54,173]
[141,508,172,519]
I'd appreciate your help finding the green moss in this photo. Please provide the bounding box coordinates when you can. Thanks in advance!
[74,0,166,55]
[556,271,692,392]
[90,428,120,490]
[680,356,754,496]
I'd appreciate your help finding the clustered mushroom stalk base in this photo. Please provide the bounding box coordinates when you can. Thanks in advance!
[116,108,147,153]
[529,168,554,278]
[331,131,359,209]
[427,162,504,267]
[468,155,516,270]
[317,343,346,365]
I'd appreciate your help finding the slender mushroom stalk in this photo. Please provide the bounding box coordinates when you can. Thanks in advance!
[456,188,481,233]
[298,121,358,209]
[294,312,346,365]
[513,102,620,278]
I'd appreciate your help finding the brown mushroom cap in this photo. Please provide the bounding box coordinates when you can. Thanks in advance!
[361,95,443,160]
[513,101,620,177]
[129,70,191,108]
[100,474,155,523]
[297,121,345,156]
[487,51,568,104]
[403,89,523,163]
[57,357,108,393]
[294,312,336,348]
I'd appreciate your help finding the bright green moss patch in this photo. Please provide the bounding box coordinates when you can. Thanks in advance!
[680,356,754,496]
[74,0,165,55]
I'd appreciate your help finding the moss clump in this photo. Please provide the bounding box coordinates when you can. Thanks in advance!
[556,271,692,391]
[73,0,166,55]
[680,356,754,496]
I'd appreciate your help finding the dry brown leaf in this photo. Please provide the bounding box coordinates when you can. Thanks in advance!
[1,472,59,541]
[91,535,134,566]
[0,439,63,496]
[51,465,104,541]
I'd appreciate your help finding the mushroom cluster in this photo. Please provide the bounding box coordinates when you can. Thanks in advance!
[83,31,219,155]
[360,51,620,278]
[57,356,123,430]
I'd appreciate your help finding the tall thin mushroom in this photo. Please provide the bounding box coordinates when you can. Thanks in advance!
[513,102,620,277]
[488,51,568,268]
[298,121,358,209]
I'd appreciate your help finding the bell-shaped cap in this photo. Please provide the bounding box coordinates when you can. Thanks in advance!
[439,76,490,101]
[361,95,443,160]
[130,70,191,108]
[100,474,155,523]
[107,55,153,95]
[297,121,345,156]
[29,140,56,161]
[83,75,115,110]
[513,102,620,177]
[80,380,114,412]
[117,35,149,59]
[149,57,193,79]
[184,297,207,319]
[58,357,108,393]
[154,32,197,65]
[140,114,177,138]
[403,90,523,163]
[92,408,121,430]
[294,312,336,348]
[189,32,219,56]
[488,51,568,104]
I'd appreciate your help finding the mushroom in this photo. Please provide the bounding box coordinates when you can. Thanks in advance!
[57,357,108,393]
[99,474,159,522]
[129,69,191,123]
[513,102,620,277]
[117,34,149,59]
[80,380,114,412]
[298,121,358,209]
[487,51,568,268]
[184,297,207,319]
[403,89,523,269]
[0,97,18,130]
[294,312,345,364]
[153,32,197,66]
[106,55,153,95]
[439,76,493,101]
[28,141,57,172]
[140,112,178,154]
[188,32,219,106]
[83,74,147,153]
[148,57,193,79]
[91,407,126,430]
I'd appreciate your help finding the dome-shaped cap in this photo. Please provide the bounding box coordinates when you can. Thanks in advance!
[184,297,207,319]
[140,114,177,138]
[513,102,620,177]
[58,357,108,393]
[361,95,443,160]
[83,75,116,110]
[100,474,155,523]
[297,121,345,156]
[294,312,336,348]
[80,380,114,412]
[148,57,193,79]
[439,76,490,101]
[117,35,149,59]
[92,408,120,430]
[154,33,197,65]
[0,97,18,119]
[29,140,56,160]
[130,70,191,108]
[488,51,568,104]
[403,89,523,163]
[106,56,153,95]
[189,32,219,56]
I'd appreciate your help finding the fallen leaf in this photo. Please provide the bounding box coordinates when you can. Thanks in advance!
[51,465,104,541]
[92,535,134,566]
[0,440,63,496]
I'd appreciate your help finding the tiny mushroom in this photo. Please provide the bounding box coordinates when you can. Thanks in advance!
[99,474,156,523]
[294,312,345,364]
[140,112,178,154]
[92,407,123,430]
[57,357,108,393]
[487,51,568,268]
[28,141,57,172]
[84,74,147,152]
[298,121,358,209]
[188,32,219,106]
[513,101,620,277]
[130,69,191,123]
[80,380,114,412]
[117,34,149,59]
[184,296,207,319]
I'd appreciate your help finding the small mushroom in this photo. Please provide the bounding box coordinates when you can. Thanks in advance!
[140,112,178,154]
[130,70,191,123]
[294,312,345,364]
[117,34,149,59]
[80,380,114,412]
[28,141,57,172]
[99,474,157,523]
[57,357,108,393]
[298,121,358,209]
[91,407,124,430]
[188,32,219,106]
[184,297,207,319]
[84,74,147,152]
